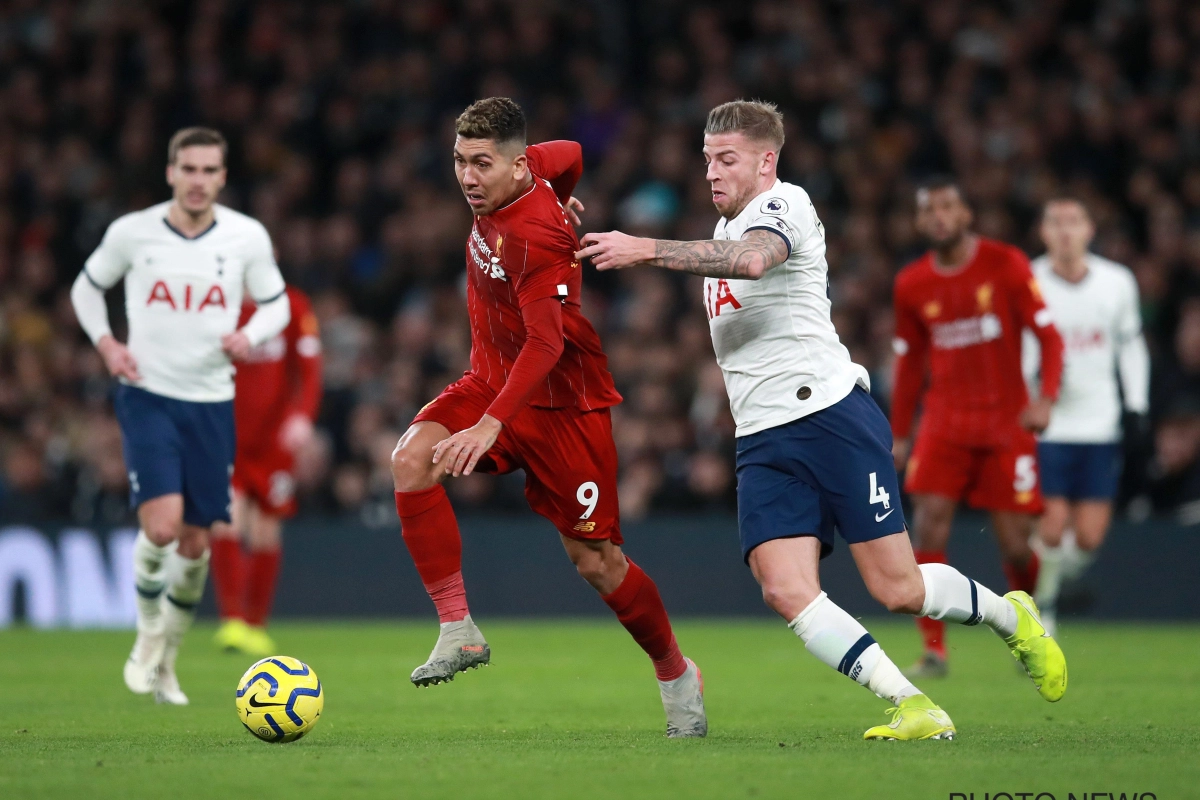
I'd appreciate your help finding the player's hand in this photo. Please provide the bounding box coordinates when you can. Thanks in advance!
[96,334,142,382]
[221,330,252,361]
[279,413,315,452]
[432,414,503,477]
[565,196,585,227]
[1020,397,1054,433]
[892,437,912,472]
[576,231,656,271]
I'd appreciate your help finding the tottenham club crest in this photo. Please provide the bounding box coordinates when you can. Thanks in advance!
[761,197,789,215]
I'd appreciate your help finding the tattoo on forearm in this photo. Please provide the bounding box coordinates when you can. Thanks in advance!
[650,230,789,279]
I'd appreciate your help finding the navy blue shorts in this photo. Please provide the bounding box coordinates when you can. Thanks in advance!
[113,384,235,527]
[735,386,907,563]
[1037,442,1122,501]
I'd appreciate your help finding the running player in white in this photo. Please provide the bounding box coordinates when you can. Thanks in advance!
[578,100,1067,739]
[70,127,290,705]
[1023,198,1149,635]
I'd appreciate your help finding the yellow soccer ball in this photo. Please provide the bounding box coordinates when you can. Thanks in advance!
[235,656,324,743]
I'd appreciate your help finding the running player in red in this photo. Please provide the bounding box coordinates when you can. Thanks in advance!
[388,97,706,737]
[210,286,323,656]
[891,178,1064,678]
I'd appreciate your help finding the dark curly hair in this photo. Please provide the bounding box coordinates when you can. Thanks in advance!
[455,97,526,148]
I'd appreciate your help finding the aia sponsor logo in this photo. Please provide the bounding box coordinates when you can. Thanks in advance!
[1064,328,1106,351]
[705,279,742,319]
[145,280,227,311]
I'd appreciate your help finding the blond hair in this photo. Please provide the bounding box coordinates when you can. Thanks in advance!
[704,100,785,150]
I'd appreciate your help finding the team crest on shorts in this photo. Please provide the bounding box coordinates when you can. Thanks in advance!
[760,197,788,215]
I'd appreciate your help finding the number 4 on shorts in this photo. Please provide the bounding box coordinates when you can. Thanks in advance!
[868,472,891,510]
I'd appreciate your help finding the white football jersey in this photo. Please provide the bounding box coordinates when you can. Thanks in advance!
[705,180,870,437]
[1023,254,1149,443]
[84,201,286,402]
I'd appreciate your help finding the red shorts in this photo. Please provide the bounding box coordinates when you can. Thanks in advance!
[904,427,1043,514]
[232,444,297,519]
[414,375,622,545]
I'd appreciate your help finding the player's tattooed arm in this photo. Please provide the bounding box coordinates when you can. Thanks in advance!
[577,229,788,280]
[647,230,789,279]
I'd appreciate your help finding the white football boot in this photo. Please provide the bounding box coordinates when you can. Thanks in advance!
[410,615,491,687]
[124,589,166,694]
[659,658,707,738]
[154,638,189,706]
[153,598,192,705]
[123,628,166,694]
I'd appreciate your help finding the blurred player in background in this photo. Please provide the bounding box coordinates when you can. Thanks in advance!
[210,286,323,656]
[579,100,1066,741]
[69,127,290,704]
[1023,199,1149,635]
[389,98,706,737]
[891,179,1065,679]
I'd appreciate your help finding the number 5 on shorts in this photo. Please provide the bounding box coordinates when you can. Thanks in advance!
[577,481,599,519]
[1014,455,1037,493]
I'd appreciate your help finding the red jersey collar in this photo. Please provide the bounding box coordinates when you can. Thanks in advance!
[929,235,981,277]
[489,176,538,219]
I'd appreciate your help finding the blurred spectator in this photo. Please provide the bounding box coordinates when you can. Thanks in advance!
[2,0,1200,522]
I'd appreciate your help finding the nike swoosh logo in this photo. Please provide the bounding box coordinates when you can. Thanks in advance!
[875,509,895,522]
[247,694,286,709]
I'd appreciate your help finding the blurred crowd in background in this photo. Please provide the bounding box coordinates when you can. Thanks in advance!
[3,0,1200,526]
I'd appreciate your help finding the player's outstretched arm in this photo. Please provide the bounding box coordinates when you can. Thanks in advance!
[576,229,788,280]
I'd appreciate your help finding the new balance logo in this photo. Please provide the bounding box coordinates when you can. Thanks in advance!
[573,521,596,533]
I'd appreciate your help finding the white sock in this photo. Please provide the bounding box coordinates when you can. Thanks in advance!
[133,531,173,631]
[919,563,1017,639]
[1034,543,1064,613]
[162,549,209,651]
[1062,542,1096,582]
[789,592,920,704]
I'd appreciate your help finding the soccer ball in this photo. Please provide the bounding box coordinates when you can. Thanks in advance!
[234,656,324,743]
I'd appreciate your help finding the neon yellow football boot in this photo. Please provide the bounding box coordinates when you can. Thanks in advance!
[214,618,251,652]
[863,694,956,741]
[1004,591,1067,702]
[240,625,277,658]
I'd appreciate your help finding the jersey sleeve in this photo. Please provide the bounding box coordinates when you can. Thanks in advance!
[243,222,287,303]
[890,275,930,440]
[740,192,811,257]
[1115,271,1150,414]
[286,290,324,421]
[1006,252,1064,401]
[485,295,565,424]
[509,231,574,307]
[526,141,583,204]
[83,216,134,289]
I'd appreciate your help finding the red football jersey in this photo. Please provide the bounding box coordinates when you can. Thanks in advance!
[234,286,323,453]
[891,237,1064,447]
[463,141,621,412]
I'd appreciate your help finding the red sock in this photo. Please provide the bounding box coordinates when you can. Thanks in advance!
[395,487,469,622]
[426,571,470,623]
[601,559,687,681]
[210,537,245,621]
[914,549,947,659]
[1003,550,1040,594]
[243,548,282,627]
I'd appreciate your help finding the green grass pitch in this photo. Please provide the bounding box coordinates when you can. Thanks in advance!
[2,619,1197,799]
